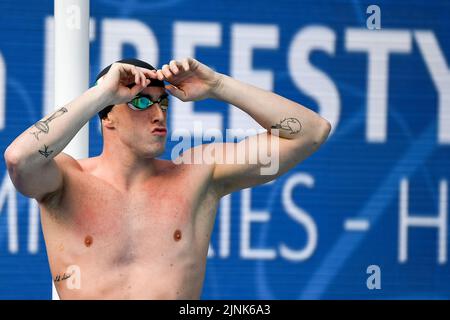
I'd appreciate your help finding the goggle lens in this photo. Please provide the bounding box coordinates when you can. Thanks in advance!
[129,94,169,111]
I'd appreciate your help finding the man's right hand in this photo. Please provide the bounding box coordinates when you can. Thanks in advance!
[97,63,159,106]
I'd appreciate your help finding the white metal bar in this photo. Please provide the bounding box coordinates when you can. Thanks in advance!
[53,0,90,300]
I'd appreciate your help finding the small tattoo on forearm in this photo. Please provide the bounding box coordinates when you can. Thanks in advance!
[39,145,54,158]
[271,117,302,134]
[54,272,72,282]
[30,107,68,140]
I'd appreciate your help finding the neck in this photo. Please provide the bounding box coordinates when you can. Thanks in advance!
[97,139,160,192]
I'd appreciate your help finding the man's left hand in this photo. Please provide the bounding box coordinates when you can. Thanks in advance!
[156,58,223,102]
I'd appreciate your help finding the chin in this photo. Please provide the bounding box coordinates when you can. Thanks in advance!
[144,144,165,159]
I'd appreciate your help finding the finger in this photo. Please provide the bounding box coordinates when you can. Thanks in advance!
[136,71,143,87]
[161,64,172,79]
[130,82,145,97]
[128,65,140,86]
[156,69,165,81]
[137,67,158,79]
[149,69,159,78]
[120,64,139,85]
[110,63,121,76]
[170,60,183,73]
[182,58,190,71]
[140,71,146,87]
[165,84,186,101]
[112,63,125,83]
[142,70,156,86]
[148,70,159,82]
[138,69,157,86]
[169,60,179,75]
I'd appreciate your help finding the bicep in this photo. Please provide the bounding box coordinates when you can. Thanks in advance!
[6,152,76,204]
[212,132,320,196]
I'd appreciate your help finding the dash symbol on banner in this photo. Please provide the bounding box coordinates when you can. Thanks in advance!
[344,219,370,231]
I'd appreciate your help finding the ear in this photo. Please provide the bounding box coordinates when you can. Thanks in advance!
[102,112,116,129]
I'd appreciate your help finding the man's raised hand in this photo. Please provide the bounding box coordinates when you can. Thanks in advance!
[156,58,223,102]
[98,63,158,106]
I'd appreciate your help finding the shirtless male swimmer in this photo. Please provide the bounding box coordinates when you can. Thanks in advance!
[4,57,331,299]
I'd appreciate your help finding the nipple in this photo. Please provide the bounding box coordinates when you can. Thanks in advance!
[173,229,182,242]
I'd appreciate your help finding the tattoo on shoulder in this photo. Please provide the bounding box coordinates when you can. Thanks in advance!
[271,117,302,135]
[39,144,54,158]
[30,106,68,140]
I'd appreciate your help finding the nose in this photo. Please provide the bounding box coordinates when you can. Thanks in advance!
[151,103,166,124]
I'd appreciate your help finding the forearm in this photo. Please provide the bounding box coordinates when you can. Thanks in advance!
[211,74,330,141]
[5,85,110,168]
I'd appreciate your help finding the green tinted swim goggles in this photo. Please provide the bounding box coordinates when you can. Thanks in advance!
[127,93,169,112]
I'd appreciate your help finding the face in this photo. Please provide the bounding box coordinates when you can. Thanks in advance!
[103,86,169,158]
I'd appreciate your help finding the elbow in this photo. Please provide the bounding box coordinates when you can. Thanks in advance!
[4,146,21,169]
[4,149,18,186]
[321,120,332,141]
[4,146,26,181]
[312,119,331,147]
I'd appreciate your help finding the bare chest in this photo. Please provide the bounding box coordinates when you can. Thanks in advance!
[66,176,191,244]
[72,185,192,234]
[44,164,218,266]
[40,162,219,298]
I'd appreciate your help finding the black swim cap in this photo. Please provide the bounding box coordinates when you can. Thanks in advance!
[95,58,165,120]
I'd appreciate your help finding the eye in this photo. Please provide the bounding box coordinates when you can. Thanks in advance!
[159,97,169,111]
[136,97,151,109]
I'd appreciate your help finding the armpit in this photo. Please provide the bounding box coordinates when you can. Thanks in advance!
[39,182,65,211]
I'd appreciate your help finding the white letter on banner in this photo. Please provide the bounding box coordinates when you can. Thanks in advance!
[289,26,339,136]
[229,24,278,139]
[346,29,411,143]
[172,22,222,135]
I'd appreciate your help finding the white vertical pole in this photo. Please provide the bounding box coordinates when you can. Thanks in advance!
[53,0,90,300]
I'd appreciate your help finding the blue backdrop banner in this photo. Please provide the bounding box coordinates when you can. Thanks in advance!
[0,0,449,299]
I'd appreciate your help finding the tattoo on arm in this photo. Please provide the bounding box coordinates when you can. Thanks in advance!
[271,117,302,135]
[39,145,54,158]
[30,107,68,140]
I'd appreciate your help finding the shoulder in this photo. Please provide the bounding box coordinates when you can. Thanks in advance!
[174,144,217,167]
[53,152,84,172]
[173,145,226,198]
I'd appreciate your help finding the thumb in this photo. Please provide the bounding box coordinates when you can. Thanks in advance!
[165,84,187,101]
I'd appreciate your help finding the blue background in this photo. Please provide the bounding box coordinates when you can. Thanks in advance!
[0,0,449,299]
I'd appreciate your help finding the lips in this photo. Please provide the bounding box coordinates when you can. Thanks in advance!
[151,127,167,136]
